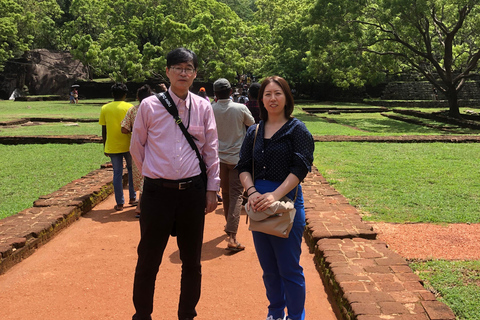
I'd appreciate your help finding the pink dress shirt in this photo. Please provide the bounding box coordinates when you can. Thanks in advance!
[130,88,220,192]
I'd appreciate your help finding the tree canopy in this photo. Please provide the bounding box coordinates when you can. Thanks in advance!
[2,0,480,113]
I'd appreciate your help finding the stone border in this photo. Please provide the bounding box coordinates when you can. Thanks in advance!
[302,168,455,320]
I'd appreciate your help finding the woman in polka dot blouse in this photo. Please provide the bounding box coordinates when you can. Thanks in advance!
[237,76,315,320]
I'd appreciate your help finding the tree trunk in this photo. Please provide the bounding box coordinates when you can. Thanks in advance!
[445,88,461,118]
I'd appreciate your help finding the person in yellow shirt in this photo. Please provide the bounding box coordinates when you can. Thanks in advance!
[99,83,136,211]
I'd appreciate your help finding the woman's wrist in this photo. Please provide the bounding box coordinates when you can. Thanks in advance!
[248,190,259,197]
[246,185,256,193]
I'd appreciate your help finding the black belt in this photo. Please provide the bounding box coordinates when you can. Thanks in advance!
[145,175,201,190]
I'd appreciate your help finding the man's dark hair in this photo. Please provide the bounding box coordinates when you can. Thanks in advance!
[248,83,261,101]
[215,89,231,100]
[137,84,153,103]
[111,83,128,100]
[166,48,198,69]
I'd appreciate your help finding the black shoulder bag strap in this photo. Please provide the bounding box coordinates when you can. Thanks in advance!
[156,91,207,186]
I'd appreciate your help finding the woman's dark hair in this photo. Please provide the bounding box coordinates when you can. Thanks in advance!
[137,84,153,103]
[166,47,198,69]
[111,83,128,100]
[258,76,294,121]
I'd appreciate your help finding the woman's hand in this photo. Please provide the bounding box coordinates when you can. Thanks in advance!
[248,192,278,212]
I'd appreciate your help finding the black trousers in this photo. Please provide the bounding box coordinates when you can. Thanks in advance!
[132,176,206,320]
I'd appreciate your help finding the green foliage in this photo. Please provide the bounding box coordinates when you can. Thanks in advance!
[64,0,259,82]
[0,0,32,70]
[16,0,64,49]
[254,0,312,85]
[216,0,257,21]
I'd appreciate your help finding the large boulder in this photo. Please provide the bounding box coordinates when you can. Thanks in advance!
[0,49,88,99]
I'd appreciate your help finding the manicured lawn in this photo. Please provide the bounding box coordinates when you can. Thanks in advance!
[0,99,109,121]
[314,142,480,223]
[0,143,108,220]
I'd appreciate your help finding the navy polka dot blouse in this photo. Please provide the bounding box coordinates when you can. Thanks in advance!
[237,118,314,182]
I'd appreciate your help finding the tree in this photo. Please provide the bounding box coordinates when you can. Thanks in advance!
[306,0,480,117]
[15,0,64,50]
[254,0,312,86]
[0,0,32,70]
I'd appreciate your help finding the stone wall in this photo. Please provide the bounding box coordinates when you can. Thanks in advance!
[381,80,480,100]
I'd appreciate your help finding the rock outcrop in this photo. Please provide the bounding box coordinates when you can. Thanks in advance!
[0,49,87,99]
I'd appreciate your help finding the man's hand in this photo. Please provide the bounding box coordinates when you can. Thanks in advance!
[205,191,218,214]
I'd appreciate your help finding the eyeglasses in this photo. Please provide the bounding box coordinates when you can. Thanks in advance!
[169,66,196,75]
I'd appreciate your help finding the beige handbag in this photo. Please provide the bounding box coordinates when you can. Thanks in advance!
[245,125,297,238]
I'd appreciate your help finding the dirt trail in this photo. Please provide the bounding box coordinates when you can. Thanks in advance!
[0,190,338,320]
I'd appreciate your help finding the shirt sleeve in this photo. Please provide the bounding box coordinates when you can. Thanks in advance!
[290,121,315,182]
[130,103,147,172]
[236,124,258,174]
[201,103,221,191]
[243,106,255,127]
[98,107,106,125]
[121,107,133,131]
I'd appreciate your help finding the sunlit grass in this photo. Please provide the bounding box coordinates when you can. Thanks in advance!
[0,144,108,219]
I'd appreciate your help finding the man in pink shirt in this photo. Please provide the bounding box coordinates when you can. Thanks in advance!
[130,48,220,320]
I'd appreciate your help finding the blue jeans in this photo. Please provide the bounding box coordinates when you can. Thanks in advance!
[252,179,306,320]
[109,152,135,206]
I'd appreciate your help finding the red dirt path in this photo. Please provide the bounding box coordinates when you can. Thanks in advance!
[371,222,480,260]
[0,191,338,320]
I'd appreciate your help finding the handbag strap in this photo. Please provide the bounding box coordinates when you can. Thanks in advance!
[155,92,207,182]
[252,124,259,181]
[251,123,297,202]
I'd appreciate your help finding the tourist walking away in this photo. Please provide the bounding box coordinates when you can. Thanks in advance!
[154,83,167,93]
[212,78,254,252]
[121,84,154,216]
[197,87,209,101]
[130,47,220,320]
[246,82,261,123]
[99,83,136,211]
[237,76,315,320]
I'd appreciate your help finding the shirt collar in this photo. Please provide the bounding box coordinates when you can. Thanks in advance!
[168,88,191,109]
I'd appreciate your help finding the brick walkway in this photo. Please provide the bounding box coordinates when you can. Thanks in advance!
[0,165,456,320]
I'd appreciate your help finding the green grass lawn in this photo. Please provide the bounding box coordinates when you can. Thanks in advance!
[0,143,108,220]
[0,121,101,136]
[314,142,480,223]
[0,99,110,121]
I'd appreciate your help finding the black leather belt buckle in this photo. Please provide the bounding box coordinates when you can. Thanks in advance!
[178,181,191,190]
